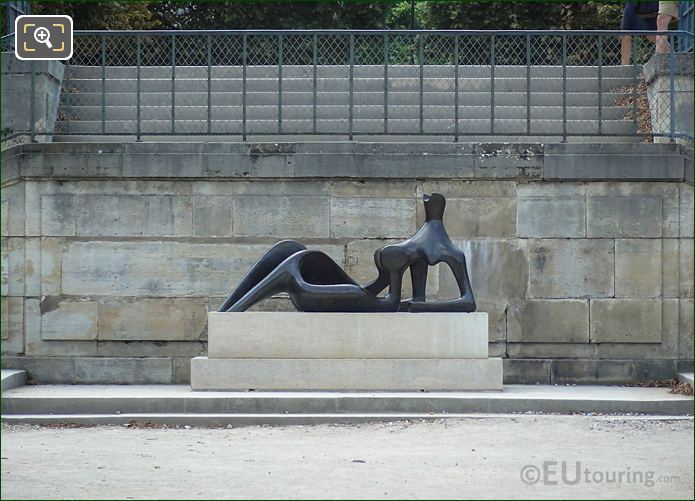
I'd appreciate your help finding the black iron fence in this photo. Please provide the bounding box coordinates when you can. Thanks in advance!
[2,29,693,142]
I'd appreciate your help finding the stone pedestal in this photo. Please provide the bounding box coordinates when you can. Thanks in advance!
[191,312,502,391]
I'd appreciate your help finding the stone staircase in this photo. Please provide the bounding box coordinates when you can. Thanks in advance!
[56,64,641,141]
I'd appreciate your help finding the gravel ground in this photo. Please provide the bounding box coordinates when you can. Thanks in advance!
[1,415,693,500]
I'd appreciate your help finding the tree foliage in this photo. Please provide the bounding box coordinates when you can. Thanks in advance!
[149,1,391,29]
[33,1,158,30]
[29,1,625,31]
[420,1,623,30]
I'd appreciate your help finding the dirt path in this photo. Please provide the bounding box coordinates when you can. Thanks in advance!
[2,415,693,499]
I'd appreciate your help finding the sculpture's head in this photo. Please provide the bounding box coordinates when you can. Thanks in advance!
[423,193,446,221]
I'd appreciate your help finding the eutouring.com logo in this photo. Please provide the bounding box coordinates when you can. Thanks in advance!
[520,461,680,488]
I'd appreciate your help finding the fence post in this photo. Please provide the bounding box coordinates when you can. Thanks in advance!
[101,35,106,134]
[64,48,72,135]
[171,34,176,134]
[526,33,531,135]
[668,33,676,142]
[349,33,354,140]
[312,33,317,134]
[454,34,459,142]
[136,33,141,141]
[419,33,424,134]
[631,33,638,134]
[383,33,389,134]
[207,33,212,134]
[562,33,567,142]
[597,34,602,135]
[242,33,247,141]
[278,33,283,134]
[490,34,495,135]
[30,60,36,142]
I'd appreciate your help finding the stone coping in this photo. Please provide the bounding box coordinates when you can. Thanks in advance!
[643,52,694,85]
[1,141,689,184]
[1,53,65,81]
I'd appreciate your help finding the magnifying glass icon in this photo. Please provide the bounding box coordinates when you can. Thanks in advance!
[33,27,53,49]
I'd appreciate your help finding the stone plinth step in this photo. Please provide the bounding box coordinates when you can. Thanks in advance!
[198,311,500,391]
[678,372,694,388]
[4,413,691,427]
[1,385,692,426]
[191,357,503,391]
[1,370,26,392]
[208,312,489,359]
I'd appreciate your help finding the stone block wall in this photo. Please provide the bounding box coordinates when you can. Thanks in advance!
[1,55,64,145]
[1,141,692,384]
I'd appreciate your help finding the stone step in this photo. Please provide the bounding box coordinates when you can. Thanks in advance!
[64,104,630,122]
[2,385,692,420]
[3,413,692,427]
[57,118,638,135]
[0,370,26,392]
[62,91,632,107]
[50,134,646,143]
[66,64,639,79]
[678,372,694,388]
[65,76,634,93]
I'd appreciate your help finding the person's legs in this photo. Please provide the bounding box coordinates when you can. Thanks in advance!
[656,13,675,53]
[656,1,679,53]
[621,35,633,65]
[621,3,636,65]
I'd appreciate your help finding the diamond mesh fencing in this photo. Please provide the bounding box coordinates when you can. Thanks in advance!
[4,30,692,142]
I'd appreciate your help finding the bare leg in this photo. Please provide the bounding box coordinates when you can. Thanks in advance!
[621,35,632,66]
[656,14,674,53]
[218,240,305,312]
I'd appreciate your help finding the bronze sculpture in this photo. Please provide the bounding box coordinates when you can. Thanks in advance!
[218,193,476,313]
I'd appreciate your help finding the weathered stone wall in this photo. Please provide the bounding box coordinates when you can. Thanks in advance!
[644,53,694,145]
[1,141,692,384]
[1,55,64,145]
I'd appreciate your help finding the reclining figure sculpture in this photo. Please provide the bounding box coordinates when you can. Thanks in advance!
[218,193,476,313]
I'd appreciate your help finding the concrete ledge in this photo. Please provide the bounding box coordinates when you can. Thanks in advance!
[0,357,173,384]
[208,312,489,359]
[684,145,693,185]
[543,142,685,180]
[0,370,26,392]
[679,372,694,388]
[4,412,693,427]
[191,357,503,391]
[643,53,693,84]
[1,141,686,183]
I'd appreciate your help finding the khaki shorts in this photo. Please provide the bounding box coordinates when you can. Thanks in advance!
[659,1,680,19]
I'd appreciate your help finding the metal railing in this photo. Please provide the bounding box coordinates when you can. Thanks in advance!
[2,29,693,142]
